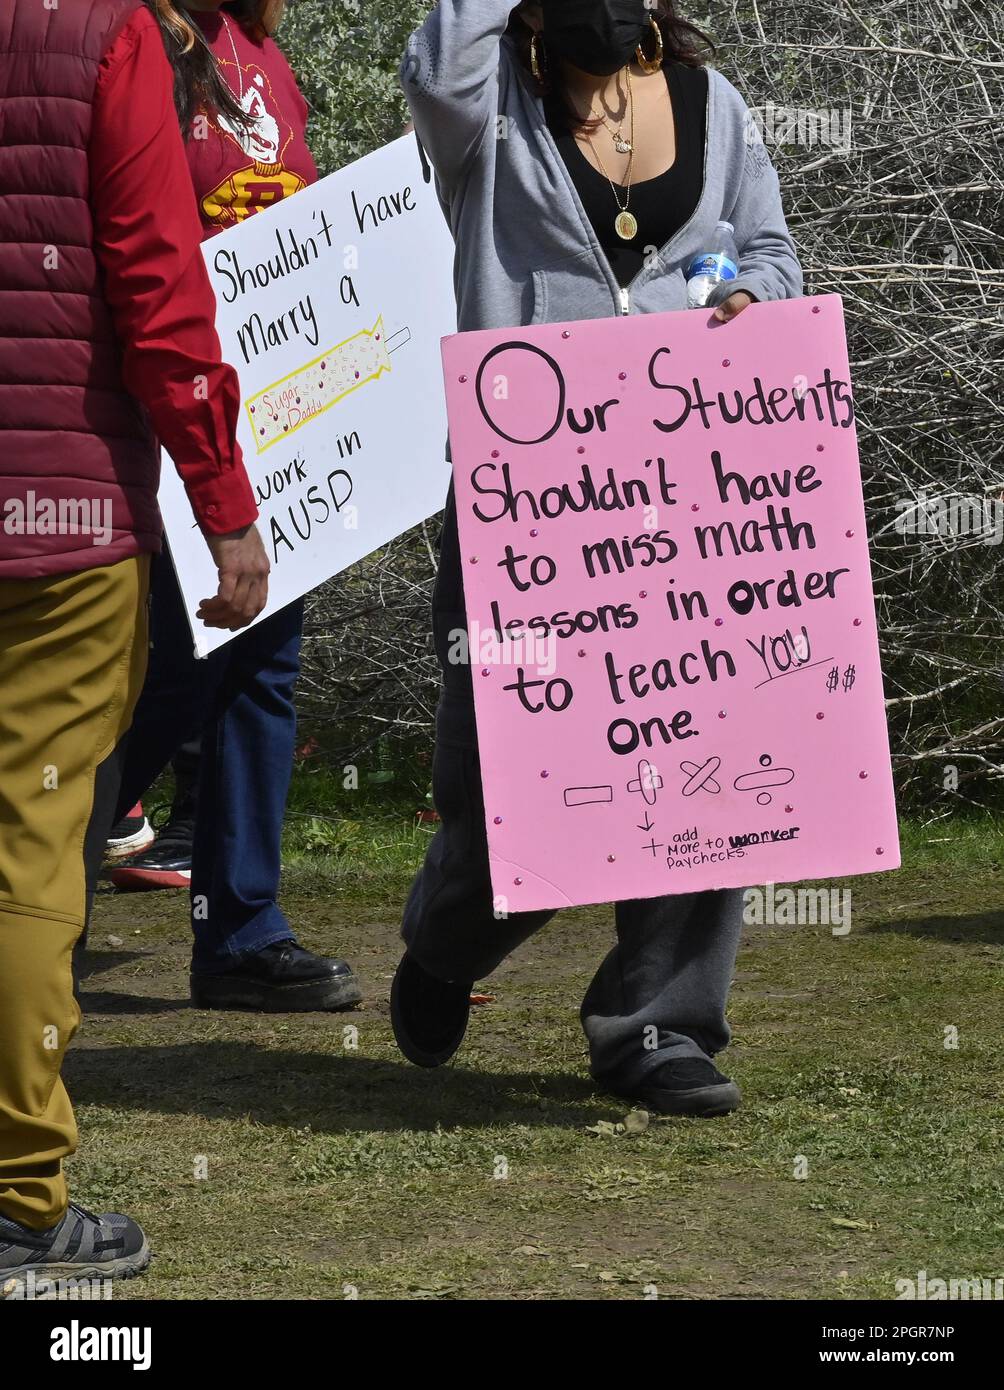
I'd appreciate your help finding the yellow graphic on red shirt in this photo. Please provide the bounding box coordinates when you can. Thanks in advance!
[201,60,307,227]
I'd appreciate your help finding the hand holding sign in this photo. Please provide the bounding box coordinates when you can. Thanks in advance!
[198,525,271,632]
[443,295,899,912]
[712,289,756,323]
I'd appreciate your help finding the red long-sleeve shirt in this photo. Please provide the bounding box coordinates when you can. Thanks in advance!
[89,6,258,535]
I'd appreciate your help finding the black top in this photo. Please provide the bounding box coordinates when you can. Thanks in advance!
[546,63,708,288]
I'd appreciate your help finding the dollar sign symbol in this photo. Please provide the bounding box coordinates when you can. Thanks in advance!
[826,665,840,693]
[843,664,856,692]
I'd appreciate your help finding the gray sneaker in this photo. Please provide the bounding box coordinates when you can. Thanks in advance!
[0,1202,150,1298]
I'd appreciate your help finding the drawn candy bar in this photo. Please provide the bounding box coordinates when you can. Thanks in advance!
[627,759,663,806]
[245,317,411,453]
[733,754,795,806]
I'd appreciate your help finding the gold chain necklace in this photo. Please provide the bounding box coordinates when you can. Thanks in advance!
[584,68,638,241]
[593,79,633,153]
[597,116,631,153]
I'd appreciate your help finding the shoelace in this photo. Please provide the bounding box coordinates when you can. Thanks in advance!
[67,1202,104,1229]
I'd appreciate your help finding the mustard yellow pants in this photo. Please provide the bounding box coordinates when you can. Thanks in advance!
[0,555,149,1230]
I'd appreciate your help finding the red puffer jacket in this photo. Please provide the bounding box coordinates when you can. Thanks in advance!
[0,0,161,579]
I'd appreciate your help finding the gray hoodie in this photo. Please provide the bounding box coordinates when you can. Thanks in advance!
[402,0,803,331]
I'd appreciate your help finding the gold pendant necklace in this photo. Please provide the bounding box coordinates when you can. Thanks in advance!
[587,69,638,241]
[599,117,632,154]
[589,70,632,151]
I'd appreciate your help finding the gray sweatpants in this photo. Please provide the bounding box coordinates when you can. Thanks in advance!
[402,687,745,1090]
[402,494,745,1089]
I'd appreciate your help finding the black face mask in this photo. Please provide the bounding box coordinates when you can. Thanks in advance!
[541,0,650,77]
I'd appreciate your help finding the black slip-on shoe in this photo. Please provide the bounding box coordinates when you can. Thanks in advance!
[190,939,362,1012]
[390,951,472,1068]
[608,1057,742,1117]
[0,1203,150,1298]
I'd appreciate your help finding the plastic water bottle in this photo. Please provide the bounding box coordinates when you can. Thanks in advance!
[685,221,739,308]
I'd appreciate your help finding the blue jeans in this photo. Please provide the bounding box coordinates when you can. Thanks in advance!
[115,550,304,971]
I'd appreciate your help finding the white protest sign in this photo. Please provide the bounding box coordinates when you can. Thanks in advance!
[158,134,455,655]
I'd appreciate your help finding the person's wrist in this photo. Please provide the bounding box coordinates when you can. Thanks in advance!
[199,505,258,538]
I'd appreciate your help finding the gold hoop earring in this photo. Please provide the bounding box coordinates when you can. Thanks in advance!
[530,33,547,82]
[636,16,664,74]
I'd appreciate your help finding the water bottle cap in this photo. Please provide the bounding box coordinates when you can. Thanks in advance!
[716,221,735,233]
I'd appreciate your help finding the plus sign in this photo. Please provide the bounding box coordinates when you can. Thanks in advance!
[642,838,664,857]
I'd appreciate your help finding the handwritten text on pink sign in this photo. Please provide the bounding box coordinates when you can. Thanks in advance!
[443,296,900,912]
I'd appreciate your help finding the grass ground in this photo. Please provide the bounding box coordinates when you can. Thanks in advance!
[73,790,1004,1300]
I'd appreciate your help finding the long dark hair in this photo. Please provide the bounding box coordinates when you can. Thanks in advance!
[144,1,286,137]
[508,2,715,129]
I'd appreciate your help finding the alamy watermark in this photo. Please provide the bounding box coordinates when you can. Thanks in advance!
[49,1319,151,1370]
[743,881,852,934]
[895,492,1003,546]
[2,491,113,547]
[745,103,852,154]
[3,1270,113,1301]
[448,621,558,677]
[896,1270,1004,1300]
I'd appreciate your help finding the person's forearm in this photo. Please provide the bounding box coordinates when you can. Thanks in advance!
[401,0,515,192]
[118,314,258,536]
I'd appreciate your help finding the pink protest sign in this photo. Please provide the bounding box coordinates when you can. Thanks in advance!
[442,295,900,912]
